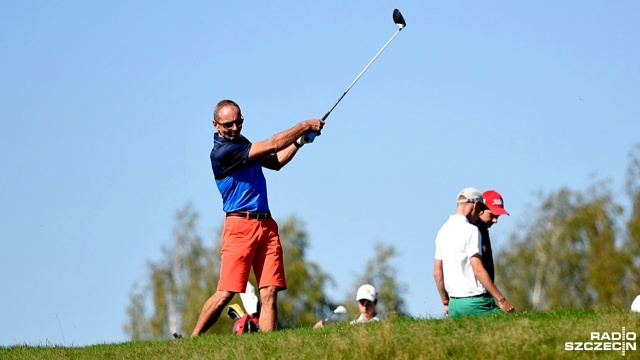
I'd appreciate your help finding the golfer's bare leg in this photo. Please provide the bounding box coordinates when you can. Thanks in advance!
[191,290,234,336]
[258,286,278,332]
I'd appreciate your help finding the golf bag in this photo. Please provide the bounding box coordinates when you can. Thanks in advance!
[233,313,260,335]
[227,281,261,335]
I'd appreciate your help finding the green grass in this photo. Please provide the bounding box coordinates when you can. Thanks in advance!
[2,308,639,359]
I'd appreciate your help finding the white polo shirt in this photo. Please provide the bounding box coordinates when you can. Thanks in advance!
[350,314,380,324]
[434,214,486,298]
[632,295,640,312]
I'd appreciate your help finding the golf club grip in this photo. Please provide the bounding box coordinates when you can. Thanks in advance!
[303,131,317,143]
[302,109,332,143]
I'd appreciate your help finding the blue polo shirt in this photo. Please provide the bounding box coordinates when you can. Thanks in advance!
[210,134,270,212]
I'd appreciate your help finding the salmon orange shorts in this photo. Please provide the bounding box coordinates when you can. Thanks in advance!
[217,216,287,293]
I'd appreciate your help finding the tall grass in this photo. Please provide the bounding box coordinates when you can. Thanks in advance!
[2,308,638,359]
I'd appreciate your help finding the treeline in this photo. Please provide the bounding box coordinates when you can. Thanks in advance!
[124,209,407,340]
[125,143,640,340]
[497,143,640,310]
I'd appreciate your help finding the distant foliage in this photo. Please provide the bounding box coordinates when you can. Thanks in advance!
[124,204,220,340]
[625,143,640,263]
[496,143,640,311]
[124,210,341,339]
[346,242,408,318]
[275,217,336,329]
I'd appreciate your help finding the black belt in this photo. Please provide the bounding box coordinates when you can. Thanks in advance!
[450,293,490,299]
[226,211,271,220]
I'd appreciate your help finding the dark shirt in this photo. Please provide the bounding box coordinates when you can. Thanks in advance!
[475,220,495,283]
[210,134,269,212]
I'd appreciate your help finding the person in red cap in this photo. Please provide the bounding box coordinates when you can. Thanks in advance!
[475,190,509,283]
[434,188,515,317]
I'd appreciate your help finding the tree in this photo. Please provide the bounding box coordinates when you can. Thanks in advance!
[124,209,335,338]
[346,242,408,318]
[123,282,152,340]
[496,152,640,310]
[274,216,335,328]
[124,204,222,339]
[625,143,640,264]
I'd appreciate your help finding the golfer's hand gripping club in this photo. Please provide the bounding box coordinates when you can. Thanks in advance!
[300,132,317,144]
[302,131,318,144]
[301,112,330,144]
[296,118,326,146]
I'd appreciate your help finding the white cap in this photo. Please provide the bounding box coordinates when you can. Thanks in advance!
[632,295,640,312]
[457,187,489,209]
[356,284,377,302]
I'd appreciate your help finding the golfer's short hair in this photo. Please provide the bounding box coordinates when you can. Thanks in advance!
[214,99,241,121]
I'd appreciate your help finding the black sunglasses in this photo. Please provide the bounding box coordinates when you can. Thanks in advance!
[217,116,244,129]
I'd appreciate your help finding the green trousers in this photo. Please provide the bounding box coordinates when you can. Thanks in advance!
[449,293,500,318]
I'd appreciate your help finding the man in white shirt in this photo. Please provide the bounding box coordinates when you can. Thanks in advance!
[433,187,515,317]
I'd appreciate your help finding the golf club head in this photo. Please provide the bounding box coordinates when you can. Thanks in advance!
[227,306,241,321]
[324,305,348,323]
[227,303,246,321]
[333,305,347,315]
[393,9,406,29]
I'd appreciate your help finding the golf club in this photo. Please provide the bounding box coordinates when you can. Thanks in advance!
[303,9,406,143]
[226,303,245,321]
[323,305,348,323]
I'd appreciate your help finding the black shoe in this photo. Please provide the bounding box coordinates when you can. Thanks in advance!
[173,333,183,339]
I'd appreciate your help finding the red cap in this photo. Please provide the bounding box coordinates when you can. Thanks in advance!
[482,190,509,216]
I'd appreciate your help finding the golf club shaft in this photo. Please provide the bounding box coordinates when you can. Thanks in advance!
[322,28,403,121]
[303,26,404,143]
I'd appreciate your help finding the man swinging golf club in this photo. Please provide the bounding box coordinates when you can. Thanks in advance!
[191,99,324,335]
[192,8,405,335]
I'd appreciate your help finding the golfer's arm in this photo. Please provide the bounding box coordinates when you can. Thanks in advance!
[248,122,308,162]
[260,145,299,171]
[470,255,505,302]
[433,259,448,302]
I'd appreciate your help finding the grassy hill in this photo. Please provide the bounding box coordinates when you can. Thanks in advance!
[2,308,638,359]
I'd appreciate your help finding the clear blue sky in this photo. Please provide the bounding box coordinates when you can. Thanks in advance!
[1,1,638,346]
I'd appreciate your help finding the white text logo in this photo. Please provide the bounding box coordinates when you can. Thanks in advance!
[565,328,636,356]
